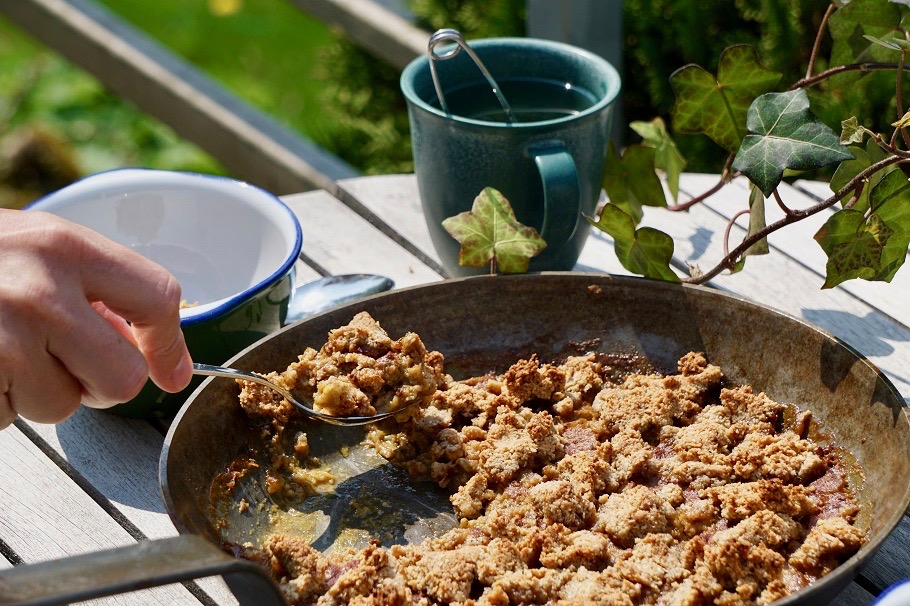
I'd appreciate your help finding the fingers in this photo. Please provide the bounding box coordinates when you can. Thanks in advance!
[68,225,193,394]
[0,391,17,430]
[0,211,193,424]
[0,324,83,424]
[47,299,151,409]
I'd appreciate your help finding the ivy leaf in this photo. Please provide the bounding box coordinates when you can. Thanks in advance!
[893,110,910,129]
[869,169,910,280]
[732,185,771,273]
[830,139,894,212]
[732,89,854,197]
[814,170,910,287]
[602,142,666,225]
[441,187,547,273]
[830,0,902,67]
[630,117,687,202]
[840,116,867,144]
[589,204,679,282]
[670,45,781,153]
[815,210,894,288]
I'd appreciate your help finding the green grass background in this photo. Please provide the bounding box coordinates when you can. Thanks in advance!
[0,0,338,207]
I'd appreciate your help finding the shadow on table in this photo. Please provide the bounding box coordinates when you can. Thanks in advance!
[55,407,168,514]
[802,307,910,391]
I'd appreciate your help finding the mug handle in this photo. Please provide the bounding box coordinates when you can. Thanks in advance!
[530,143,580,248]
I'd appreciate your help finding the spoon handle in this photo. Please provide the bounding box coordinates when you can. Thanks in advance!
[192,362,260,382]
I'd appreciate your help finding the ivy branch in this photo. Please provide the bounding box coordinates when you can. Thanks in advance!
[596,0,910,289]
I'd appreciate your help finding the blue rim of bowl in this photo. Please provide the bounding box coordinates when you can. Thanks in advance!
[25,167,303,327]
[872,579,910,605]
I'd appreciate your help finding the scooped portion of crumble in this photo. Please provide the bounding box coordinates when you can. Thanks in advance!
[230,313,866,606]
[238,311,444,418]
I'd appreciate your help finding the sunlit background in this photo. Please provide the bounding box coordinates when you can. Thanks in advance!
[0,0,894,209]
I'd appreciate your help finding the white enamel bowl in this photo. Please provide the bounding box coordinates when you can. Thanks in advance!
[28,168,302,418]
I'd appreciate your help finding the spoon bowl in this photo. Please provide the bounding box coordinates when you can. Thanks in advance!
[191,363,407,426]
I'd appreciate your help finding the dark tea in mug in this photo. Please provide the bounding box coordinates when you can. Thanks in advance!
[433,77,599,123]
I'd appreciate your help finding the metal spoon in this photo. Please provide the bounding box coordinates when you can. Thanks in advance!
[192,363,406,426]
[286,274,394,324]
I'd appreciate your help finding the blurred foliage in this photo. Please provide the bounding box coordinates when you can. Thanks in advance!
[97,0,339,147]
[313,0,527,175]
[1,0,903,204]
[622,0,899,176]
[0,0,338,208]
[0,16,224,209]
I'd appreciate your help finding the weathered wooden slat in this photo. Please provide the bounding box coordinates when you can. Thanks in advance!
[288,0,426,71]
[21,412,239,605]
[0,0,359,196]
[282,190,444,286]
[831,582,875,606]
[681,173,910,327]
[0,424,203,604]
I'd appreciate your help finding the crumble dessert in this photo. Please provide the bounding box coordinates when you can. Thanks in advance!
[224,312,866,605]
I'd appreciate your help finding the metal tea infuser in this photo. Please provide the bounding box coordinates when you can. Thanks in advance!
[427,28,515,123]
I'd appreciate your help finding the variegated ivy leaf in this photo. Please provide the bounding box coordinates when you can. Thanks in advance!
[630,117,687,202]
[670,45,781,153]
[441,187,546,273]
[815,210,894,288]
[588,204,679,282]
[602,142,666,225]
[732,89,854,197]
[830,0,903,68]
[815,170,910,287]
[840,116,867,144]
[830,138,895,212]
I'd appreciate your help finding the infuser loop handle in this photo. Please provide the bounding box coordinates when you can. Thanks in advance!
[427,29,515,123]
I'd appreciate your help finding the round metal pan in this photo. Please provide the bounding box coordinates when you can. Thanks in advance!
[158,273,910,606]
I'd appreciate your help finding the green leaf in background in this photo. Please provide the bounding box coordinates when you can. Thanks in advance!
[840,116,867,145]
[815,210,894,288]
[589,204,679,282]
[829,139,894,212]
[441,187,547,273]
[745,184,771,254]
[602,142,667,224]
[815,170,910,287]
[630,117,687,202]
[829,0,903,67]
[869,169,910,280]
[670,45,781,153]
[732,89,854,197]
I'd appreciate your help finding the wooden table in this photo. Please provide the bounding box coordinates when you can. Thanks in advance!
[0,173,907,605]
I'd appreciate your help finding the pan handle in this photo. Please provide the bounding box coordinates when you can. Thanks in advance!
[0,535,286,606]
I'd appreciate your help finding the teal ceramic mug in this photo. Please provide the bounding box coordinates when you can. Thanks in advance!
[400,37,621,276]
[27,169,302,419]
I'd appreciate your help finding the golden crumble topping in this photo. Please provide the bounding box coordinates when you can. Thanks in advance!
[223,313,866,606]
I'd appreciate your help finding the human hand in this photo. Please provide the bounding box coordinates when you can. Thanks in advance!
[0,209,193,428]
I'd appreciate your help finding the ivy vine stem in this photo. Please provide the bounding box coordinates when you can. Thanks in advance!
[789,62,910,91]
[667,154,737,212]
[683,154,910,284]
[805,3,835,80]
